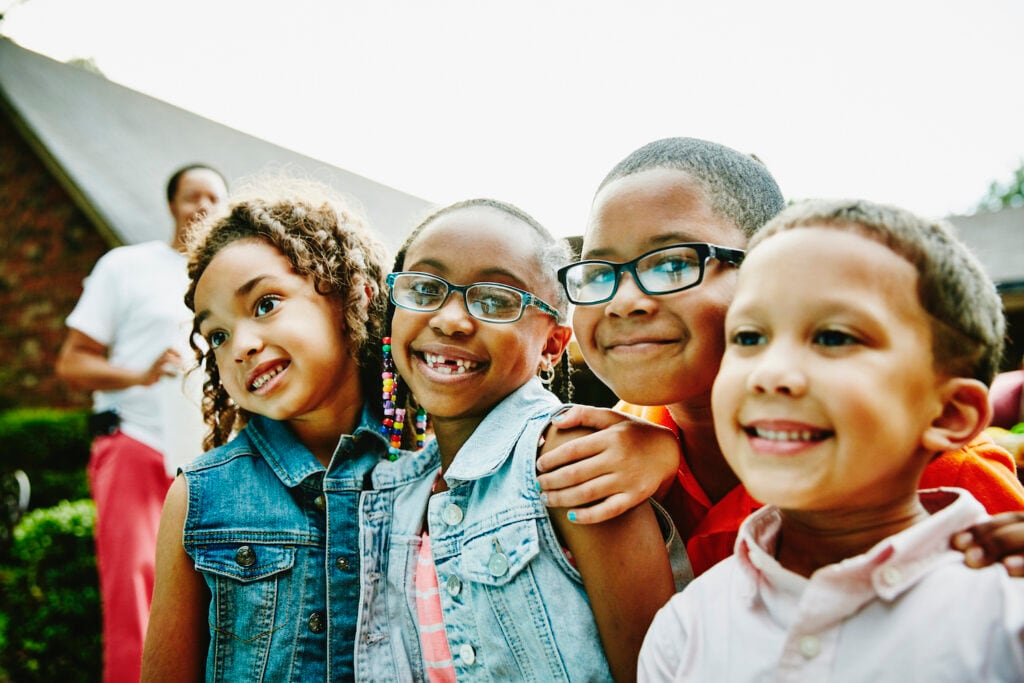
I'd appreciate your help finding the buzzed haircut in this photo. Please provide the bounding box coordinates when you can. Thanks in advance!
[751,198,1006,384]
[599,137,785,237]
[166,164,227,203]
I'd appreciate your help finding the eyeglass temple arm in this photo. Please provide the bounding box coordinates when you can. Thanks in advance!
[710,245,745,266]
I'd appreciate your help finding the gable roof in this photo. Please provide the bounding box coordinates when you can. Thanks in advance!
[947,206,1024,294]
[0,37,433,251]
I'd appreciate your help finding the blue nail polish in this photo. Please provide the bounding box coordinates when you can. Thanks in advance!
[567,511,577,523]
[535,480,542,493]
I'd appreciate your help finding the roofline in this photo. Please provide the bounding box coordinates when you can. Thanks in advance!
[0,93,121,248]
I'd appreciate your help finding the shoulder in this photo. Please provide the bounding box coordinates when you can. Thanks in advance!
[185,428,257,472]
[921,436,1024,514]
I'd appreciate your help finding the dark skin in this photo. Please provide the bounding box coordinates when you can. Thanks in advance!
[953,511,1024,576]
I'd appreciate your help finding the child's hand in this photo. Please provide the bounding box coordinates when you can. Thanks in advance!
[951,511,1024,577]
[536,405,681,524]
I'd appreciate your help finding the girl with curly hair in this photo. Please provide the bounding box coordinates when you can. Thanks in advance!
[141,176,400,681]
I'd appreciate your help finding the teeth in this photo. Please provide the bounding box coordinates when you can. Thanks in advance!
[250,365,284,390]
[754,428,822,442]
[423,352,480,374]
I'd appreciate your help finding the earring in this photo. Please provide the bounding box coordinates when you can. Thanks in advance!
[538,357,555,389]
[381,336,427,460]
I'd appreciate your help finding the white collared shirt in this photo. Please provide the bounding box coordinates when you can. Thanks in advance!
[639,488,1024,682]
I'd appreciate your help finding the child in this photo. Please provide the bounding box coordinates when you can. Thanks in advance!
[373,198,679,682]
[140,177,395,681]
[537,137,1024,576]
[638,198,1024,681]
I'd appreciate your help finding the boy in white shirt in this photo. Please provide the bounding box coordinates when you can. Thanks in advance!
[639,198,1024,682]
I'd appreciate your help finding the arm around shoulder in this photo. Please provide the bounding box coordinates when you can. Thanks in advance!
[543,424,675,683]
[141,475,208,682]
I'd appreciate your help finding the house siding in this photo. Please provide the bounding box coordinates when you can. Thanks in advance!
[0,114,107,409]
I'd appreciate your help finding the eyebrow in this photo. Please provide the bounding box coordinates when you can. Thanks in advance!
[194,275,270,328]
[406,259,531,289]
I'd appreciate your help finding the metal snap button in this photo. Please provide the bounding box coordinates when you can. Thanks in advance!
[234,545,257,567]
[442,503,464,526]
[336,556,350,571]
[308,611,325,634]
[446,574,463,596]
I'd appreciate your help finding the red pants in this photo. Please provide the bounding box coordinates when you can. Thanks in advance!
[87,432,173,683]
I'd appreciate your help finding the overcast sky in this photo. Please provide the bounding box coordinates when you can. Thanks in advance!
[3,0,1023,237]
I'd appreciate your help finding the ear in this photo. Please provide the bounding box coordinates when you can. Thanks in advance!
[543,324,573,362]
[921,377,992,453]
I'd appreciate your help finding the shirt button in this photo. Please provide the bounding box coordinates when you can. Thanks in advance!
[458,643,476,666]
[446,574,462,596]
[234,545,257,567]
[799,635,820,659]
[442,503,464,526]
[336,556,350,571]
[313,495,326,512]
[882,566,902,586]
[308,611,325,634]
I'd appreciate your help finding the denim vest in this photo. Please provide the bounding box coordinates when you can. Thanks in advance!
[379,380,630,681]
[181,407,389,682]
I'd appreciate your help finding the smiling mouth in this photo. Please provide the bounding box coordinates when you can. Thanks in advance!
[745,426,832,442]
[249,361,289,391]
[421,352,482,374]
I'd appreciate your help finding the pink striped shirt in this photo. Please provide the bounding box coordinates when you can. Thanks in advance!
[415,531,456,682]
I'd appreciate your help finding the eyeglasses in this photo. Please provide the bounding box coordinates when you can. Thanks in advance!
[387,272,563,324]
[556,242,745,306]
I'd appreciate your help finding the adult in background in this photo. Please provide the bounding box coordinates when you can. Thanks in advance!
[56,164,228,683]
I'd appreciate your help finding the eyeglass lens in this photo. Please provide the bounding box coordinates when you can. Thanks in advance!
[391,273,525,322]
[564,244,705,303]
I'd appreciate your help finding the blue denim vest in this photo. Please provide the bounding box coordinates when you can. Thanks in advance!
[181,407,389,682]
[378,380,618,681]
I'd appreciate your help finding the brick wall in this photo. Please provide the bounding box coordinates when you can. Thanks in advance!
[0,115,112,409]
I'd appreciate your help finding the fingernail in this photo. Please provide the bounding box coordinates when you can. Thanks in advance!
[567,511,577,523]
[952,531,973,549]
[965,546,985,566]
[535,480,542,493]
[1004,556,1024,575]
[551,405,572,422]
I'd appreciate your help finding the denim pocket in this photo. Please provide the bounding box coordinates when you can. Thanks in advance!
[460,518,540,587]
[194,543,296,644]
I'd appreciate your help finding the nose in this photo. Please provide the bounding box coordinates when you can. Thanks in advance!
[746,343,807,397]
[230,325,264,363]
[603,270,657,318]
[429,293,475,336]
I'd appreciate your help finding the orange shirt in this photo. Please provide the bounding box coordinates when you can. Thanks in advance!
[618,402,1024,577]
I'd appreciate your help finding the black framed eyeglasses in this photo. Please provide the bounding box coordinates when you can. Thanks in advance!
[556,242,745,306]
[387,272,563,324]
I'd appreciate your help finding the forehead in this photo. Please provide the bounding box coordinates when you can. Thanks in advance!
[584,168,745,260]
[195,240,290,304]
[175,169,227,199]
[735,227,923,319]
[406,206,547,288]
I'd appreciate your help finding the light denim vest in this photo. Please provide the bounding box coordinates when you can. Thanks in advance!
[182,407,390,682]
[372,379,691,681]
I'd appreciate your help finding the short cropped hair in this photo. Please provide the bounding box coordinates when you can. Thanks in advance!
[166,163,226,203]
[598,137,785,237]
[749,198,1006,384]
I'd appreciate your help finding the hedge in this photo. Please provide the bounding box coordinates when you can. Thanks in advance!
[0,499,100,682]
[0,408,91,509]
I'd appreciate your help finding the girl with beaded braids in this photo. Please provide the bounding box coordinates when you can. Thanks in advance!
[366,198,684,682]
[141,176,403,681]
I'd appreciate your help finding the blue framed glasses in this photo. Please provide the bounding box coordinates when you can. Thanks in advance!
[387,272,563,324]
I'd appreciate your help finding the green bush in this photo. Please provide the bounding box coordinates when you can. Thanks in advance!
[0,408,91,508]
[0,499,100,682]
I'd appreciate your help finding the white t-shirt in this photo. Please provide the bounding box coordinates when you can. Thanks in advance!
[66,241,205,474]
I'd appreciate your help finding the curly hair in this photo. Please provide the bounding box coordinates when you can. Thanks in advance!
[183,175,391,450]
